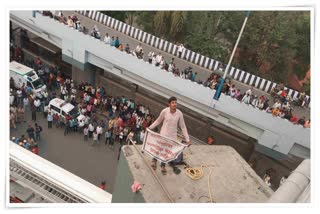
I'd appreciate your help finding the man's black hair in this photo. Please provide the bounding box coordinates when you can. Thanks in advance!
[168,96,177,104]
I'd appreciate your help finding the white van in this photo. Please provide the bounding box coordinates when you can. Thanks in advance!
[48,98,85,122]
[10,61,46,97]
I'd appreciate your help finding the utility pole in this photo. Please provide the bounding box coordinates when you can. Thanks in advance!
[213,11,250,100]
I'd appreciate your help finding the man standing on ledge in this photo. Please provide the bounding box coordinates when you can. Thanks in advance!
[148,96,191,175]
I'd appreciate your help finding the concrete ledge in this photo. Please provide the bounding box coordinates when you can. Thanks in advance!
[116,145,273,203]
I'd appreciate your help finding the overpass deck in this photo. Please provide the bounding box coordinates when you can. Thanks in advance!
[10,10,310,158]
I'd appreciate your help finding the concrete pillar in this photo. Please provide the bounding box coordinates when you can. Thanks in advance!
[89,69,96,87]
[267,159,310,203]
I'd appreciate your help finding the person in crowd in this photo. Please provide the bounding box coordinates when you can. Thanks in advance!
[47,111,53,128]
[155,53,162,67]
[191,72,197,82]
[304,119,311,128]
[297,116,306,126]
[246,86,254,96]
[67,16,74,27]
[88,123,94,138]
[135,43,143,59]
[83,126,89,141]
[92,131,98,146]
[114,36,120,48]
[10,111,16,129]
[34,98,41,112]
[26,124,36,142]
[148,51,154,64]
[241,93,251,104]
[96,125,103,141]
[125,44,130,54]
[178,43,185,58]
[17,105,25,123]
[104,129,111,145]
[110,36,115,47]
[103,33,111,45]
[100,181,106,190]
[35,123,42,141]
[91,25,101,39]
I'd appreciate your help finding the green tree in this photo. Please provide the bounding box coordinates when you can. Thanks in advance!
[134,11,156,34]
[153,11,171,37]
[236,11,310,84]
[100,11,128,22]
[169,11,187,41]
[103,11,310,93]
[303,77,310,95]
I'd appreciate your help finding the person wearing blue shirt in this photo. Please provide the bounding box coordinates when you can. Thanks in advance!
[121,96,126,104]
[12,137,19,144]
[25,85,32,95]
[24,141,31,150]
[191,72,197,82]
[105,129,112,146]
[100,87,105,97]
[130,100,135,111]
[114,37,120,48]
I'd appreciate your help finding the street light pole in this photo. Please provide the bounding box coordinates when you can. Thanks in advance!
[213,11,250,100]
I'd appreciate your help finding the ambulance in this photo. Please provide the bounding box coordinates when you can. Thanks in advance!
[10,61,46,97]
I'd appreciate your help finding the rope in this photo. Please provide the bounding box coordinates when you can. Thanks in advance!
[185,166,203,180]
[185,164,215,203]
[128,140,213,203]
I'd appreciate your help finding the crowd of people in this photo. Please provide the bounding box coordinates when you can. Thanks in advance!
[10,58,161,153]
[11,133,39,155]
[50,11,310,118]
[219,83,310,128]
[15,11,310,131]
[50,79,156,149]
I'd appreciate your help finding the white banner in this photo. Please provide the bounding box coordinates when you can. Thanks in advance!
[142,129,187,163]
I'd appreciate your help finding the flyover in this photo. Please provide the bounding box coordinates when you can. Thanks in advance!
[10,11,310,159]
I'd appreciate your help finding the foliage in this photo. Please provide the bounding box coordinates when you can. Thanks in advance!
[134,11,156,34]
[102,11,310,92]
[303,77,310,95]
[100,11,128,22]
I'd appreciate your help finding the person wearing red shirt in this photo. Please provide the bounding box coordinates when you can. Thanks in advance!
[53,113,60,128]
[36,57,41,66]
[89,96,95,105]
[290,115,298,124]
[95,92,101,99]
[99,181,106,190]
[31,145,39,155]
[142,118,148,130]
[117,117,123,128]
[280,90,287,98]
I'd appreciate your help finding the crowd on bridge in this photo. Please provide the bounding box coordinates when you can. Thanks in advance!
[12,11,311,134]
[221,84,310,128]
[9,57,310,164]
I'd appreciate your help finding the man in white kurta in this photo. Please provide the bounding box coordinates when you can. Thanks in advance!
[148,96,191,174]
